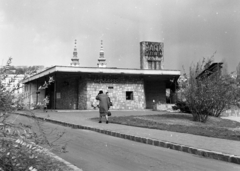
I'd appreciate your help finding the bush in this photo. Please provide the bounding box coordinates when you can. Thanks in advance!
[0,138,67,171]
[172,101,191,113]
[0,58,67,171]
[183,57,240,122]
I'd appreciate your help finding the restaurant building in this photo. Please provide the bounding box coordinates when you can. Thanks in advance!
[22,41,180,110]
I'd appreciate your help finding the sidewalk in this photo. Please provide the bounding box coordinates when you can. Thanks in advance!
[16,110,240,164]
[221,116,240,123]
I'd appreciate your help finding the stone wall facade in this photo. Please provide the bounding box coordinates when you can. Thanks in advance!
[78,79,87,110]
[85,75,146,110]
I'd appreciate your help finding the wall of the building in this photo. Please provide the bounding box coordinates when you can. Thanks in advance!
[85,75,146,110]
[23,76,85,110]
[78,79,88,110]
[23,82,43,109]
[23,74,169,110]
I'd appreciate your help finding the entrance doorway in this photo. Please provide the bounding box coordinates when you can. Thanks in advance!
[144,80,166,109]
[45,83,54,109]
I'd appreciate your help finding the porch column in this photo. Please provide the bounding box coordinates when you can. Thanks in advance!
[54,73,57,109]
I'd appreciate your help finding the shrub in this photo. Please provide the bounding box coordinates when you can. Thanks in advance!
[182,57,240,122]
[0,138,67,171]
[0,57,67,171]
[172,101,191,113]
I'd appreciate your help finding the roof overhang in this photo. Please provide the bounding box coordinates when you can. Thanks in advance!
[22,66,181,83]
[196,62,223,79]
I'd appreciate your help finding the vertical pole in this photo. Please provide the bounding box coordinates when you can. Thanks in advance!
[174,78,177,103]
[36,80,38,105]
[76,77,79,109]
[29,83,31,109]
[54,73,57,109]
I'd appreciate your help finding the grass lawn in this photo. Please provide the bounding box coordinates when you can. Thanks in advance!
[106,112,240,141]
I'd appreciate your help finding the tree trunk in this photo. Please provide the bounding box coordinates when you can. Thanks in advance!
[192,113,208,122]
[200,114,208,123]
[192,113,199,121]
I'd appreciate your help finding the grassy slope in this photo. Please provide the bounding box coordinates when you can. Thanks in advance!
[107,113,240,141]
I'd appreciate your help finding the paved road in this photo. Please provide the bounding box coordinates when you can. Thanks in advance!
[11,115,240,171]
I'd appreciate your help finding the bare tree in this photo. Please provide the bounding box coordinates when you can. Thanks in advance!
[0,57,68,171]
[236,62,240,81]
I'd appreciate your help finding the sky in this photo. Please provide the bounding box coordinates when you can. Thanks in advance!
[0,0,240,73]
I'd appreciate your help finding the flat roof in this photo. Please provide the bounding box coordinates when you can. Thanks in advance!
[196,62,223,79]
[22,65,181,83]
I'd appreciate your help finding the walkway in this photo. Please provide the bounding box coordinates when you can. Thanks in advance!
[16,110,240,164]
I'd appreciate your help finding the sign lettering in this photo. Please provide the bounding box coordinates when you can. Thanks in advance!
[143,42,163,58]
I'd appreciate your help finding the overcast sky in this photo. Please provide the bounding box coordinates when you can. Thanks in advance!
[0,0,239,72]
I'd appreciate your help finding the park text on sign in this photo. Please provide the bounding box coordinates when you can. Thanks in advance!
[143,42,163,58]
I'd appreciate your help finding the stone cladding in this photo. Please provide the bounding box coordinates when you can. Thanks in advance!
[78,79,87,110]
[86,75,146,110]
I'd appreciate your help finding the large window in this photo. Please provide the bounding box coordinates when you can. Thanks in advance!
[148,61,162,70]
[126,91,133,100]
[154,61,157,69]
[148,61,152,69]
[148,61,158,70]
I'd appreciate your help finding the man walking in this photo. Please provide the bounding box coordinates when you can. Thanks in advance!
[96,90,110,124]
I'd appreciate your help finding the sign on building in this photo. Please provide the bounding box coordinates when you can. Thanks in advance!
[140,41,164,70]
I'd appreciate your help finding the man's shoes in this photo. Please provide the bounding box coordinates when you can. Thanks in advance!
[99,121,102,123]
[106,121,109,124]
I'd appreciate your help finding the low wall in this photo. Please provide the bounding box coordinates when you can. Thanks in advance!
[153,104,175,111]
[221,106,240,117]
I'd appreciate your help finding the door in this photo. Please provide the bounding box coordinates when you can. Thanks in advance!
[144,80,166,109]
[45,83,54,109]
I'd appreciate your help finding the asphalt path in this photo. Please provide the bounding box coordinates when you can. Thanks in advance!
[10,114,240,171]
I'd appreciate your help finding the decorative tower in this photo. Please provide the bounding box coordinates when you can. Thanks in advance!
[97,40,107,68]
[70,39,80,66]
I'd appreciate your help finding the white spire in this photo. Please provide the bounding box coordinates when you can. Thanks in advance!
[100,40,104,54]
[97,40,107,67]
[70,39,80,66]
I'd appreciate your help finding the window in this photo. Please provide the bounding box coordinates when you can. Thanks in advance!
[154,61,157,70]
[108,86,114,93]
[126,91,133,100]
[148,61,152,69]
[24,85,28,92]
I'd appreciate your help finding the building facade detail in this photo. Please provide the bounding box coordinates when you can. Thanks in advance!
[70,39,80,66]
[97,40,107,67]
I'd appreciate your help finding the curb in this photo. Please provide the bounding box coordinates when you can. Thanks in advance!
[46,151,83,171]
[16,112,240,165]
